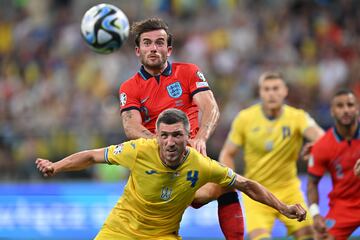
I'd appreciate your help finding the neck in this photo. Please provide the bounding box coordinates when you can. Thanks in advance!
[144,62,168,76]
[161,148,188,170]
[262,105,282,119]
[335,122,359,140]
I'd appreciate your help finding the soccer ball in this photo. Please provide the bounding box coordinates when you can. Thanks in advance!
[81,3,130,54]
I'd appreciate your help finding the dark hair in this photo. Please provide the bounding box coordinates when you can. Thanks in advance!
[332,88,355,98]
[156,108,190,134]
[131,17,172,47]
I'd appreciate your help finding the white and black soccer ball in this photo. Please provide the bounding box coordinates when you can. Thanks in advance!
[81,3,129,54]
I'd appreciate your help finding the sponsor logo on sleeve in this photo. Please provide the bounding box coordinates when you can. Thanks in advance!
[227,168,234,178]
[113,144,124,155]
[196,71,207,82]
[196,81,209,88]
[308,155,314,167]
[119,93,127,107]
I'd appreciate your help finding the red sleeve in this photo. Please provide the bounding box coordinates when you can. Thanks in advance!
[119,78,140,112]
[187,64,210,97]
[307,140,327,177]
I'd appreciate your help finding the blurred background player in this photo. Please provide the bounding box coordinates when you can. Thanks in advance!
[36,108,308,240]
[219,71,324,239]
[307,89,360,239]
[118,18,243,239]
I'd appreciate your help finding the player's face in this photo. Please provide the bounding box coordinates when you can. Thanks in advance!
[135,29,172,72]
[331,93,359,127]
[157,122,189,169]
[259,78,288,111]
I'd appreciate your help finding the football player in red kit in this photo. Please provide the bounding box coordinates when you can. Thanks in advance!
[307,89,360,240]
[119,18,243,239]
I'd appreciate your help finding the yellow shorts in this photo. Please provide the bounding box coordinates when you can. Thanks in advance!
[243,183,312,237]
[94,225,181,240]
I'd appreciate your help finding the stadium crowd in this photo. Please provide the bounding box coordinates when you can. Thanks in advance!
[0,0,359,180]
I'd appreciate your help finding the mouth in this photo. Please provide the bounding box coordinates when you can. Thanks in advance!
[148,55,158,59]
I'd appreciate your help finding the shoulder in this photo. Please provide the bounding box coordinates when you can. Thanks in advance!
[284,105,307,116]
[172,62,201,75]
[120,73,140,89]
[132,138,157,149]
[236,104,260,120]
[172,62,199,70]
[313,129,334,151]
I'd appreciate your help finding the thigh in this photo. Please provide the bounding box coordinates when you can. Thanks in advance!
[326,202,360,239]
[243,194,277,235]
[278,186,313,236]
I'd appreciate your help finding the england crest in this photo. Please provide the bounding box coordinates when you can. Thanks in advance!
[166,82,183,98]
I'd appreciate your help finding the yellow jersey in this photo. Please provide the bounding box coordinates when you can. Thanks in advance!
[228,104,315,190]
[99,138,236,239]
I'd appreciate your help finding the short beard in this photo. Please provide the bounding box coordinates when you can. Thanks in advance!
[141,56,166,72]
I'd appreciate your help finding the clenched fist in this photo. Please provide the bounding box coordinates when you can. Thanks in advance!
[280,204,307,222]
[35,158,56,177]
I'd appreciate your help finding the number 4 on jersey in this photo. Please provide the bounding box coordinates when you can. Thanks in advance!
[187,170,199,187]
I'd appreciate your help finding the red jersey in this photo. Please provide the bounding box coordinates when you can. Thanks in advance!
[308,125,360,205]
[119,62,210,138]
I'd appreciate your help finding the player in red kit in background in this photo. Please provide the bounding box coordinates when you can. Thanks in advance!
[307,89,360,240]
[118,18,243,239]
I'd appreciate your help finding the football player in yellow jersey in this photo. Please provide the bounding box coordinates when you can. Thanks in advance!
[219,72,324,240]
[36,108,308,240]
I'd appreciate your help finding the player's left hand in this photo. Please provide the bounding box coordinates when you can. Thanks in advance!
[354,159,360,177]
[188,138,207,156]
[301,142,313,161]
[280,204,307,222]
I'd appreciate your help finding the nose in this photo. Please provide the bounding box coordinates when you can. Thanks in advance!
[149,43,157,52]
[166,136,176,147]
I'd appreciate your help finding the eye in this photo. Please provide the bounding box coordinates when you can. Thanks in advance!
[143,40,151,46]
[156,40,165,46]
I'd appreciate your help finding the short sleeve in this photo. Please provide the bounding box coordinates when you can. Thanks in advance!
[104,140,138,170]
[208,159,236,187]
[307,142,327,177]
[119,79,140,112]
[298,110,317,134]
[188,64,210,96]
[228,112,245,146]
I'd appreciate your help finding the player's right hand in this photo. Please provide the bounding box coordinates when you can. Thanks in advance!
[36,158,55,177]
[301,142,313,161]
[281,204,307,222]
[188,138,207,156]
[313,215,329,239]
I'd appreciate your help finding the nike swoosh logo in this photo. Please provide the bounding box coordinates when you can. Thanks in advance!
[145,170,158,175]
[141,97,149,104]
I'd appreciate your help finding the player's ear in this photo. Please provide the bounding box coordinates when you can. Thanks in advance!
[167,46,173,57]
[135,46,140,56]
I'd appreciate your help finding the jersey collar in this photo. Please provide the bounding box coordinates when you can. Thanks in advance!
[333,122,360,142]
[138,61,172,80]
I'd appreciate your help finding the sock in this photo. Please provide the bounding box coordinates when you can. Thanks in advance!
[217,191,244,240]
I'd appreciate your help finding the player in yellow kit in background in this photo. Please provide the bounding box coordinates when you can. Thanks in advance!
[36,108,308,239]
[219,72,324,239]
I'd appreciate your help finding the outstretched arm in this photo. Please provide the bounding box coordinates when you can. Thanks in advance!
[121,109,155,139]
[191,90,220,156]
[233,174,306,221]
[36,148,106,177]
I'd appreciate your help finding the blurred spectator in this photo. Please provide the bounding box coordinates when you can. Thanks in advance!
[0,0,359,180]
